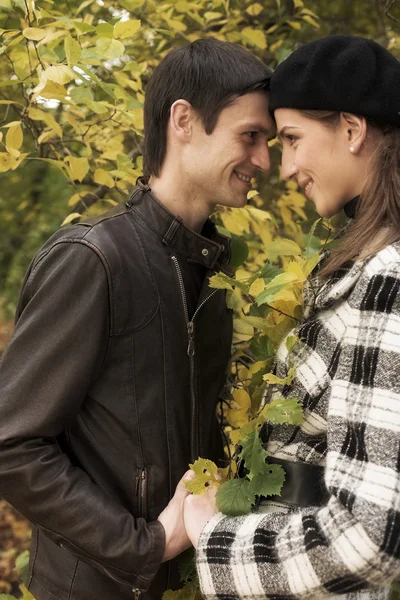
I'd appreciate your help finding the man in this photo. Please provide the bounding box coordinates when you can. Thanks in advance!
[0,38,274,599]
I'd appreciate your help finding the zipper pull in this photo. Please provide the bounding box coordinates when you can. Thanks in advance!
[187,321,195,356]
[132,589,141,599]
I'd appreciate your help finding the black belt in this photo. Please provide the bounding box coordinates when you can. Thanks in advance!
[259,457,329,507]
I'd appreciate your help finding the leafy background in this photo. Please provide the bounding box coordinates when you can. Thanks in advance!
[0,0,399,598]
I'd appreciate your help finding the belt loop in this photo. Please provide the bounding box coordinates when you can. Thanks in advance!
[162,217,182,245]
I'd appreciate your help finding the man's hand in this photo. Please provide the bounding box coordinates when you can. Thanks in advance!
[157,470,194,562]
[183,484,218,549]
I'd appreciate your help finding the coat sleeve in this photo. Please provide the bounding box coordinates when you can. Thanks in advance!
[196,255,400,599]
[0,240,165,591]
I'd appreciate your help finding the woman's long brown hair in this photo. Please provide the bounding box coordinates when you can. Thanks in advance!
[297,110,400,279]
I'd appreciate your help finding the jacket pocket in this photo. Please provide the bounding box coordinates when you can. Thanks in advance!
[135,468,148,520]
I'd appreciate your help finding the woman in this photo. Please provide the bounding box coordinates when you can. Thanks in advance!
[183,35,400,599]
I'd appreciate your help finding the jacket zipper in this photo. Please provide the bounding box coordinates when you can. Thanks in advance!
[136,467,148,521]
[171,255,217,462]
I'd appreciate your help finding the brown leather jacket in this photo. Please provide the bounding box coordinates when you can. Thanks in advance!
[0,185,233,599]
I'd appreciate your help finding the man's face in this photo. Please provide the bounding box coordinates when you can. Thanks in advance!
[182,92,275,210]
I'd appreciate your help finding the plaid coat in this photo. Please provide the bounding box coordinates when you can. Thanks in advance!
[197,243,400,599]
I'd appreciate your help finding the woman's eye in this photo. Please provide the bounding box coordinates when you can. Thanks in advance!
[284,134,297,146]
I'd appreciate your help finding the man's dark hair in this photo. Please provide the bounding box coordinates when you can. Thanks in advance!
[143,38,272,178]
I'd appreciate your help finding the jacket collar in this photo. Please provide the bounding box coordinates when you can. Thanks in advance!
[126,181,233,274]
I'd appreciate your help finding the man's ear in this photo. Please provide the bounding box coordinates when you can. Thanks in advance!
[169,99,195,141]
[340,112,368,154]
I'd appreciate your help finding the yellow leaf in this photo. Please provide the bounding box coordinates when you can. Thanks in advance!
[246,3,264,16]
[265,238,302,259]
[246,206,273,222]
[286,260,306,282]
[302,14,320,28]
[61,213,82,226]
[67,192,83,207]
[113,19,141,39]
[65,156,89,182]
[19,583,36,600]
[38,130,57,144]
[204,11,224,20]
[227,389,251,428]
[96,38,125,59]
[241,315,268,331]
[28,107,62,138]
[94,168,114,187]
[249,278,265,297]
[22,27,46,41]
[270,39,284,53]
[6,122,23,154]
[287,20,301,30]
[42,64,75,85]
[165,19,187,32]
[33,80,67,101]
[220,208,251,235]
[303,252,320,277]
[233,318,254,337]
[65,35,81,65]
[247,189,259,199]
[242,27,267,49]
[0,152,21,172]
[248,360,269,376]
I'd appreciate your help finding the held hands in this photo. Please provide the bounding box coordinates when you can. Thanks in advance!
[157,469,194,562]
[183,483,218,549]
[157,469,219,560]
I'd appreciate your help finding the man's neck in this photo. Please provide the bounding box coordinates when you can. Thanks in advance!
[148,174,212,233]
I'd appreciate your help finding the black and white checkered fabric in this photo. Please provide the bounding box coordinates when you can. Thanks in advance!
[196,244,400,599]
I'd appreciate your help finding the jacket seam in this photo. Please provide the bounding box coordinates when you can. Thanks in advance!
[30,574,68,600]
[38,524,151,583]
[27,525,39,589]
[25,238,113,352]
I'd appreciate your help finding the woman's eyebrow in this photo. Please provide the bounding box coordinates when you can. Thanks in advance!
[277,125,301,140]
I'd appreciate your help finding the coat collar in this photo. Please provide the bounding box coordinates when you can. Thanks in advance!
[126,181,233,274]
[303,256,367,318]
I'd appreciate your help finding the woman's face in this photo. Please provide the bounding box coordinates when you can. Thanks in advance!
[274,108,365,218]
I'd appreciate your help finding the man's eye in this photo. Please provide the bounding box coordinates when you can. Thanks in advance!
[246,131,258,139]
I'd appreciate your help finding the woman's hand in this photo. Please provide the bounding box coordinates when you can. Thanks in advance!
[183,484,219,549]
[157,469,195,562]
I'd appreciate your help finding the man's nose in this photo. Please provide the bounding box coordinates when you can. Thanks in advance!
[251,144,271,172]
[280,150,298,181]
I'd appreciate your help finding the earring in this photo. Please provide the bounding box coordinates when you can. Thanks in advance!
[349,146,355,153]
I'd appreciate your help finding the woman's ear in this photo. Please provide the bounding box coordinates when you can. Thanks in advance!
[340,112,367,155]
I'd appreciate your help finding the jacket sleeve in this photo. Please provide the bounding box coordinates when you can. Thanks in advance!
[196,257,400,598]
[0,240,165,592]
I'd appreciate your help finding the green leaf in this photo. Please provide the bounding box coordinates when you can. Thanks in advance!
[73,20,96,34]
[96,23,114,38]
[216,478,255,516]
[64,35,81,65]
[263,397,304,425]
[255,272,299,306]
[96,38,125,59]
[265,238,302,260]
[178,548,196,583]
[69,86,94,104]
[209,272,247,293]
[229,234,249,270]
[239,430,269,480]
[249,334,274,361]
[249,464,285,497]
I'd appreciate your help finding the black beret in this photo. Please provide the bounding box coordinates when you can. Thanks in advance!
[269,35,400,127]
